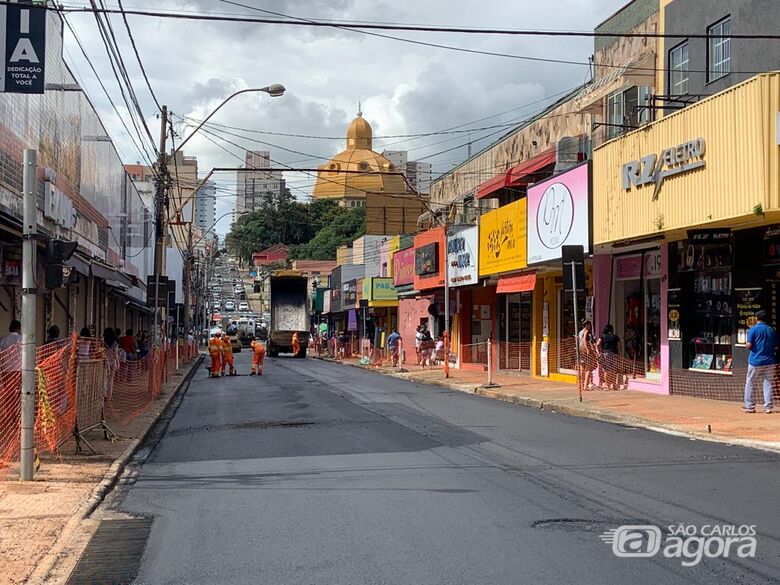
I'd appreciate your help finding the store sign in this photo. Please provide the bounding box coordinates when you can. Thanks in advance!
[615,251,662,280]
[479,198,527,276]
[0,2,47,94]
[392,247,415,286]
[527,163,589,265]
[344,279,357,305]
[736,288,763,345]
[447,226,478,287]
[415,243,438,276]
[371,277,398,301]
[622,137,706,200]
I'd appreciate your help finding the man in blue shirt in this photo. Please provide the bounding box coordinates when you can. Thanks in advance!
[386,328,402,367]
[744,310,776,413]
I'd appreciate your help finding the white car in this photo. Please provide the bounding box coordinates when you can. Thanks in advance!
[238,302,250,312]
[212,301,221,310]
[224,300,236,311]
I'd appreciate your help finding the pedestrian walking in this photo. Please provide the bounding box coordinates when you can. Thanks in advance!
[292,331,301,357]
[596,324,621,391]
[386,328,401,367]
[743,310,776,414]
[250,338,266,375]
[45,325,60,345]
[419,327,434,368]
[578,320,597,391]
[415,325,424,365]
[121,328,139,361]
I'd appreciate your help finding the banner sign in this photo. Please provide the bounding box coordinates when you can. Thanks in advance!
[527,162,590,265]
[415,242,438,276]
[447,226,478,287]
[479,198,527,276]
[0,1,47,94]
[344,279,357,306]
[392,247,415,286]
[371,277,398,301]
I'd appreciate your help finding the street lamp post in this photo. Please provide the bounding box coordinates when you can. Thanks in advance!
[155,84,285,346]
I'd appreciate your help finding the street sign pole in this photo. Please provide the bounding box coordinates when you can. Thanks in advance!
[571,260,581,402]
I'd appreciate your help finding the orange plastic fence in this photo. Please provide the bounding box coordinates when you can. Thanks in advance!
[0,334,199,472]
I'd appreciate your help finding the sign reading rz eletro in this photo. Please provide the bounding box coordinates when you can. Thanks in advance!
[0,2,47,94]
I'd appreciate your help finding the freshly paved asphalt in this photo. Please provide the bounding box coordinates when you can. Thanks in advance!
[113,352,780,584]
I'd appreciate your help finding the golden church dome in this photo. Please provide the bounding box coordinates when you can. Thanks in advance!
[346,112,372,150]
[312,110,407,202]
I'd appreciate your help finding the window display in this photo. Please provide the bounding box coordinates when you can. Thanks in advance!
[674,231,733,373]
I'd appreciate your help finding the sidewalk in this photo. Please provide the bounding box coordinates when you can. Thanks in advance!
[318,355,780,453]
[0,355,203,585]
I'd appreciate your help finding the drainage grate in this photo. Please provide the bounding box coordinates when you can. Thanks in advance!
[66,518,153,585]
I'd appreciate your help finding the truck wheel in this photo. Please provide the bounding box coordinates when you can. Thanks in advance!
[268,349,279,358]
[295,349,306,359]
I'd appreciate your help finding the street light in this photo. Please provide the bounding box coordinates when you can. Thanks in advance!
[173,85,286,155]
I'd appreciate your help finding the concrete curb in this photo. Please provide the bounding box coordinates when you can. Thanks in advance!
[313,356,780,454]
[30,354,204,585]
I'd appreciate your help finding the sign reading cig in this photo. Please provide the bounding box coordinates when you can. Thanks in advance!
[0,1,47,94]
[622,138,706,200]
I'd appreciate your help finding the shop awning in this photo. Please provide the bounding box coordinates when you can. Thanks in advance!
[496,273,536,294]
[506,149,556,187]
[66,253,90,276]
[475,149,557,199]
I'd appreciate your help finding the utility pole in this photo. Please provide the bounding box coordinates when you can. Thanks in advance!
[20,149,37,481]
[153,106,169,345]
[183,228,193,339]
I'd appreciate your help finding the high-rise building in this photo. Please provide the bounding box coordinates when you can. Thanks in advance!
[235,150,285,214]
[194,180,217,231]
[381,150,432,194]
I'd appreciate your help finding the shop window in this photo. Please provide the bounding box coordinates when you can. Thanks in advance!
[673,233,733,373]
[708,17,731,82]
[669,41,689,95]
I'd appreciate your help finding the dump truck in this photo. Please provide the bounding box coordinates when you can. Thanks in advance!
[267,270,309,358]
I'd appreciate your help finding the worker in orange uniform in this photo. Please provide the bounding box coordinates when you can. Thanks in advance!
[208,331,223,378]
[221,333,236,376]
[250,338,266,375]
[292,331,301,357]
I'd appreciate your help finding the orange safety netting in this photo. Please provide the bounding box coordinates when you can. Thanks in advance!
[0,332,196,472]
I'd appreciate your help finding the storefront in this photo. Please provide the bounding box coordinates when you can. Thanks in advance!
[475,198,528,370]
[525,162,592,382]
[393,245,420,353]
[446,225,478,366]
[592,73,780,399]
[413,227,446,334]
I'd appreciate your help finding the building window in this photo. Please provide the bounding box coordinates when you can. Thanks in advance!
[708,17,731,82]
[669,41,689,95]
[606,86,653,139]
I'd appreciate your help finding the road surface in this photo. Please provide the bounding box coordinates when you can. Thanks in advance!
[110,353,780,584]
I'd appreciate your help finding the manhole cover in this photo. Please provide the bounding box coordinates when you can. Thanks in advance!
[533,518,629,533]
[66,518,153,584]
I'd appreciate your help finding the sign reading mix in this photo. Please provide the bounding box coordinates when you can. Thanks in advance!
[448,226,478,286]
[527,162,590,265]
[479,198,527,276]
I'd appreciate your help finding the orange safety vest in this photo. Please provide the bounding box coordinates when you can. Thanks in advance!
[209,337,223,354]
[222,337,233,355]
[251,340,265,354]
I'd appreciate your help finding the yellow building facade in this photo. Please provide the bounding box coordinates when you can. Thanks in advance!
[312,111,408,207]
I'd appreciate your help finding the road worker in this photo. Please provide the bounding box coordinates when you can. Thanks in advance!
[250,338,266,375]
[292,331,301,357]
[208,331,223,378]
[221,333,236,376]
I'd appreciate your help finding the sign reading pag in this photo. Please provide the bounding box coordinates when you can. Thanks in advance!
[0,1,46,94]
[622,138,706,201]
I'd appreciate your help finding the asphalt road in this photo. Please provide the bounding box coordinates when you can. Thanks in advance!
[112,353,780,585]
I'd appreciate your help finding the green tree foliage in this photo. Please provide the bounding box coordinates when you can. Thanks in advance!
[291,207,365,260]
[225,191,364,262]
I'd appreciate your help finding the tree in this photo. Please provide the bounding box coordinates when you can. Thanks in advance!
[291,207,365,260]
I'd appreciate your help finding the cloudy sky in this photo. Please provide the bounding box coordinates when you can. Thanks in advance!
[62,0,628,234]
